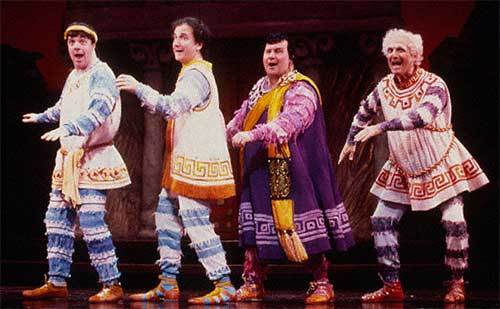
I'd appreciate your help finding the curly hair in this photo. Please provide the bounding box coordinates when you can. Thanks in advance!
[382,28,424,66]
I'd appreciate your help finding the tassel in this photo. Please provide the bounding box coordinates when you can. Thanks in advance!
[290,231,308,262]
[277,230,308,263]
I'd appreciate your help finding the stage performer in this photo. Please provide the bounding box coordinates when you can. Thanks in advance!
[227,32,355,304]
[338,28,489,303]
[22,22,131,303]
[117,17,237,305]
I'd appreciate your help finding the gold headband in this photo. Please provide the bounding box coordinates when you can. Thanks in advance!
[64,25,98,43]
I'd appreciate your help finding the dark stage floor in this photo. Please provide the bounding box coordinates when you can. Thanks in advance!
[1,286,498,309]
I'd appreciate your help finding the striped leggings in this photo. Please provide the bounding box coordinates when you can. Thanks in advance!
[371,195,468,283]
[44,189,120,285]
[155,189,231,280]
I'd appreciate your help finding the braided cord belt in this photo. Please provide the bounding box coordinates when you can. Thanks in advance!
[388,125,454,178]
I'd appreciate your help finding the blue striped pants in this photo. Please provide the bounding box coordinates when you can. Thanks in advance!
[44,189,120,284]
[155,189,231,280]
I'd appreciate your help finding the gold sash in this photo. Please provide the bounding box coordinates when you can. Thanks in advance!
[61,148,85,207]
[241,72,321,263]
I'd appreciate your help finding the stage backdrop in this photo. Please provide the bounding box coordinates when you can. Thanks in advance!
[2,2,497,288]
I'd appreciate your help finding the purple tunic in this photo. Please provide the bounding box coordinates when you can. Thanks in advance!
[237,78,355,260]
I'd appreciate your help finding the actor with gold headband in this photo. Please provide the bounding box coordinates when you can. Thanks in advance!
[117,17,236,304]
[22,22,130,303]
[339,28,489,303]
[227,32,355,304]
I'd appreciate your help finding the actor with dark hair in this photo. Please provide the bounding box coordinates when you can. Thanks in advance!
[265,32,295,59]
[21,22,130,303]
[227,32,355,304]
[171,17,211,56]
[117,17,236,305]
[339,28,489,303]
[64,22,98,44]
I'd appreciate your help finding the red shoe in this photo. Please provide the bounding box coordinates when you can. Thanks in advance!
[236,282,265,302]
[305,279,334,304]
[444,279,465,303]
[362,281,404,303]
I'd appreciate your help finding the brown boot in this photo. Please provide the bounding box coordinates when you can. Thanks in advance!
[444,279,465,303]
[361,280,404,302]
[22,282,68,300]
[128,277,179,302]
[89,283,124,303]
[305,279,335,304]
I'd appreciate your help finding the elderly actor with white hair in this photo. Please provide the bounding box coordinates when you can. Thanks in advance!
[339,28,489,303]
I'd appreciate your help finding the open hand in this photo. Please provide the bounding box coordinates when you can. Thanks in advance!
[41,128,69,142]
[232,131,252,147]
[22,113,38,123]
[116,74,139,93]
[338,143,357,164]
[354,124,383,143]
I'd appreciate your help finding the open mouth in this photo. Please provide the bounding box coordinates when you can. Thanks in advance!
[267,62,278,69]
[73,53,84,60]
[390,59,402,67]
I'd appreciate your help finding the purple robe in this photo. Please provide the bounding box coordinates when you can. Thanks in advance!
[238,87,355,260]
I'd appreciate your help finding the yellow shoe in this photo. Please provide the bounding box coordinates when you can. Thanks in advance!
[22,282,68,300]
[128,277,179,302]
[236,283,265,302]
[305,279,334,304]
[89,283,124,303]
[188,279,236,305]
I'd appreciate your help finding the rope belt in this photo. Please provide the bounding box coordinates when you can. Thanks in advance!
[60,141,113,207]
[389,126,454,179]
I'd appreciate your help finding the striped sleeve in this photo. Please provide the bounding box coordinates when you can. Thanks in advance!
[62,67,117,136]
[379,81,448,131]
[347,87,381,144]
[247,81,318,145]
[35,99,62,123]
[226,99,249,141]
[135,69,210,120]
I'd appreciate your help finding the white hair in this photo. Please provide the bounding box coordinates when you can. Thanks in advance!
[382,28,424,66]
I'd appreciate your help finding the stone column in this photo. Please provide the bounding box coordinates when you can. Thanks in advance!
[129,42,172,238]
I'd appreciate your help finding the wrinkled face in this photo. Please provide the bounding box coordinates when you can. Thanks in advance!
[385,41,416,77]
[172,23,202,65]
[67,34,95,71]
[263,40,292,81]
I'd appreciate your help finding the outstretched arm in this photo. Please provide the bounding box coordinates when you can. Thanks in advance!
[41,68,118,141]
[354,82,448,143]
[22,99,62,124]
[117,69,209,120]
[338,87,381,164]
[377,83,447,132]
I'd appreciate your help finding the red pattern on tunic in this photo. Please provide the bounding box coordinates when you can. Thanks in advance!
[349,69,489,210]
